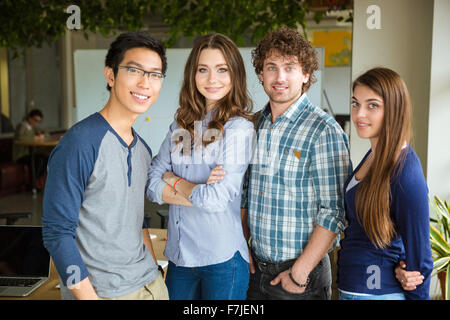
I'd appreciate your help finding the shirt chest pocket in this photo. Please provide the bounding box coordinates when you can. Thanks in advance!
[278,149,308,187]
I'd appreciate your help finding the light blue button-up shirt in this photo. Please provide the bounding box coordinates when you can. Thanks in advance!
[146,110,254,267]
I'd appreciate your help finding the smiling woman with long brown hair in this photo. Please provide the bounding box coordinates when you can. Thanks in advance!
[337,67,433,300]
[146,33,254,300]
[176,34,253,143]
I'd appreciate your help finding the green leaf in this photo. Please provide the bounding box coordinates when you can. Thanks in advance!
[435,196,450,222]
[313,11,324,24]
[430,224,450,254]
[434,257,450,272]
[431,268,439,278]
[431,240,447,258]
[432,196,450,242]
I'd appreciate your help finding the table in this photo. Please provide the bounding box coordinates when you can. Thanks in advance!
[0,212,32,225]
[0,228,168,300]
[14,139,59,196]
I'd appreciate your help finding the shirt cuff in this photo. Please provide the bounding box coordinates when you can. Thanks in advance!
[188,184,205,209]
[188,184,225,212]
[155,180,167,205]
[316,208,346,235]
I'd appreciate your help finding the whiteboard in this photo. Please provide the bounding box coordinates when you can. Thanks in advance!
[74,47,323,154]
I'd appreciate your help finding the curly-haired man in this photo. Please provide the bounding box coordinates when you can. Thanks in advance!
[240,26,352,300]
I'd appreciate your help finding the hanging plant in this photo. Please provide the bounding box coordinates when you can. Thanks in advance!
[0,0,155,57]
[158,0,353,46]
[0,0,352,56]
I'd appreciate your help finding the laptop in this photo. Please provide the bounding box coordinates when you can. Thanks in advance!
[0,225,50,297]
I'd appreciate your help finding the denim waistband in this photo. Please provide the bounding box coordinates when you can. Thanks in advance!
[252,255,297,275]
[252,254,326,276]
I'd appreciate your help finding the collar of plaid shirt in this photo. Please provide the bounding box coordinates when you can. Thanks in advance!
[260,93,308,124]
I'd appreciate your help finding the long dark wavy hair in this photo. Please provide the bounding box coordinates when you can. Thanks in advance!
[353,67,412,249]
[175,33,253,147]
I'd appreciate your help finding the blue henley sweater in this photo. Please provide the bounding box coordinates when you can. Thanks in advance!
[42,113,158,298]
[337,146,433,300]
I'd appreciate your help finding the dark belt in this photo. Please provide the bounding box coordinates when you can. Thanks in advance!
[252,254,297,276]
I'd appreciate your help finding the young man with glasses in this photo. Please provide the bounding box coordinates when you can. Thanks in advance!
[42,32,169,300]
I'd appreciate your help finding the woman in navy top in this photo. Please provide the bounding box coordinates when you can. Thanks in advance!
[146,33,254,300]
[337,67,433,300]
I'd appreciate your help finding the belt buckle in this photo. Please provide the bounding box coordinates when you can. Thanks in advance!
[257,261,267,273]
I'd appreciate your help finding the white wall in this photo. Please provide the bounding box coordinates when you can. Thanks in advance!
[351,0,433,170]
[427,0,450,201]
[322,66,351,115]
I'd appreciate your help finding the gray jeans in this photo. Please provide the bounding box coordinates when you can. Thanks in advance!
[247,253,331,300]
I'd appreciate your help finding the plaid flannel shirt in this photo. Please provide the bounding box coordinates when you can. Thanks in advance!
[242,94,352,262]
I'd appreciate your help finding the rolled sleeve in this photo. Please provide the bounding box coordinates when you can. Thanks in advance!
[311,125,351,235]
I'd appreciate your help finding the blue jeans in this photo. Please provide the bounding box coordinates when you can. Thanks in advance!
[339,290,406,300]
[165,251,249,300]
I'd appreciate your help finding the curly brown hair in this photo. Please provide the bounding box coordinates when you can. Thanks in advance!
[252,26,319,92]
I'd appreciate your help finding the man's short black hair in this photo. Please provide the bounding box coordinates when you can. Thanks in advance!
[105,31,167,91]
[27,109,43,119]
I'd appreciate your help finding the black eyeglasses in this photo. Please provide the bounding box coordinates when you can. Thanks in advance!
[119,66,165,82]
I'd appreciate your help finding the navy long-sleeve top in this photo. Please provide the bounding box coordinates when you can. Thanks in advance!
[337,146,433,299]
